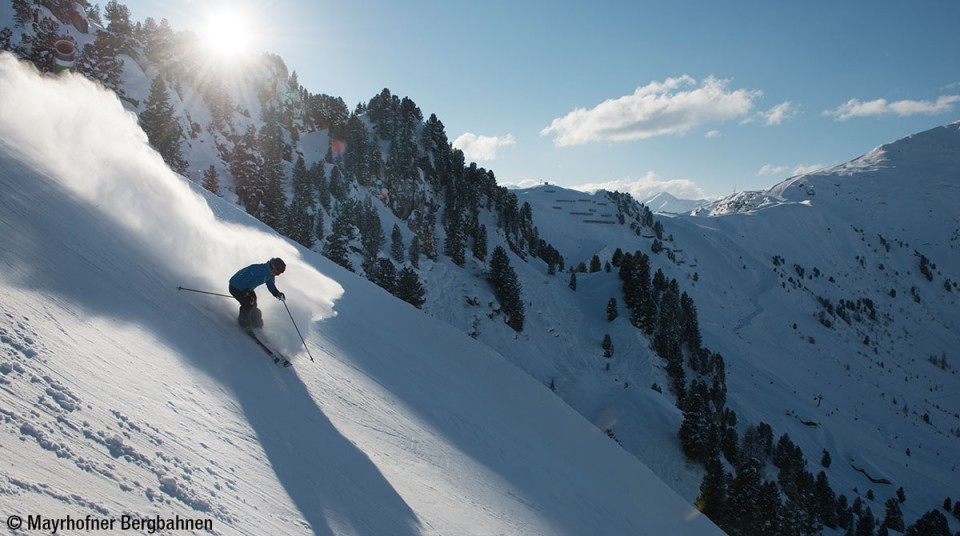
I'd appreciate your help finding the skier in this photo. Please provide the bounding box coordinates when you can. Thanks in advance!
[229,258,286,331]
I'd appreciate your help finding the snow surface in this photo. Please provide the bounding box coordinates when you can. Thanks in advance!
[0,54,723,535]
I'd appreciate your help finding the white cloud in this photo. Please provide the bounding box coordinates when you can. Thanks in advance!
[705,130,722,139]
[452,132,515,161]
[823,95,960,120]
[760,101,798,125]
[572,171,708,201]
[741,101,798,126]
[540,75,761,146]
[756,164,790,176]
[757,163,831,177]
[792,163,830,175]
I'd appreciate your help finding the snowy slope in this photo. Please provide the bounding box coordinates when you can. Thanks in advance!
[0,54,722,535]
[673,124,960,516]
[495,124,960,528]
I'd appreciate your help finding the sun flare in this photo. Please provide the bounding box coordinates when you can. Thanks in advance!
[201,11,254,59]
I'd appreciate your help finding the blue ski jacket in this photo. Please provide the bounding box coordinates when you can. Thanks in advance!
[229,262,281,297]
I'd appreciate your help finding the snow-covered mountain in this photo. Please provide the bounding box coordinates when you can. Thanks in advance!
[0,54,722,535]
[3,2,960,533]
[501,121,960,520]
[642,191,708,215]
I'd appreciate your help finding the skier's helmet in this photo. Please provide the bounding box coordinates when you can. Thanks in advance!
[269,258,286,274]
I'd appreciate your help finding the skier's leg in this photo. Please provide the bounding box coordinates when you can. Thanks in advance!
[244,291,260,328]
[230,287,258,328]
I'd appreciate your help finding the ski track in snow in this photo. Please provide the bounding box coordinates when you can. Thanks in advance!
[0,304,238,525]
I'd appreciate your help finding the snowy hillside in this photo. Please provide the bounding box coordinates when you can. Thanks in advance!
[0,55,723,535]
[492,124,960,530]
[675,124,960,513]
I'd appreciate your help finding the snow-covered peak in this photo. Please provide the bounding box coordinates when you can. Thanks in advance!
[642,191,707,214]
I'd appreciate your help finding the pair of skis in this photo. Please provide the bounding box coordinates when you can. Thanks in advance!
[244,328,292,367]
[176,286,308,367]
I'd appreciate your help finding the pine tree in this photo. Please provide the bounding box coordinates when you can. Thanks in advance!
[601,334,613,358]
[327,161,347,201]
[291,156,313,208]
[257,109,288,229]
[678,386,716,462]
[680,291,702,353]
[102,0,135,56]
[472,224,488,262]
[696,456,730,529]
[815,471,838,529]
[314,209,325,244]
[606,297,618,321]
[611,248,623,266]
[855,507,876,536]
[286,195,314,248]
[654,282,682,360]
[202,165,220,195]
[343,113,380,185]
[653,220,665,240]
[407,235,421,268]
[77,33,125,96]
[837,495,853,531]
[368,258,397,294]
[310,161,331,211]
[881,498,905,533]
[21,16,61,72]
[489,246,524,332]
[395,267,426,308]
[142,17,176,75]
[444,216,466,267]
[904,510,950,536]
[589,254,601,273]
[390,224,405,263]
[756,480,784,536]
[727,464,764,535]
[359,199,385,264]
[231,126,263,215]
[11,0,32,27]
[308,93,349,136]
[568,271,577,291]
[139,76,188,173]
[323,210,355,271]
[285,156,314,247]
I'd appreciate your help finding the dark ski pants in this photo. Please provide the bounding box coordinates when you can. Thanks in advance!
[229,285,263,329]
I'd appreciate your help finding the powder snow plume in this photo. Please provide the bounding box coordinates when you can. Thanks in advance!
[0,53,340,352]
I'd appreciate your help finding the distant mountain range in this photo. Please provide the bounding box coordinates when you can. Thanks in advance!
[641,191,709,214]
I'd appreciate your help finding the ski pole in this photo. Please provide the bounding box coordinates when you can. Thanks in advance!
[177,286,232,298]
[282,299,315,362]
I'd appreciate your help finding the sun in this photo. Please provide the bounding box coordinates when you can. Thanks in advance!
[200,10,255,59]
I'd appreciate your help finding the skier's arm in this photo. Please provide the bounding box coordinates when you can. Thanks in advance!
[266,276,282,299]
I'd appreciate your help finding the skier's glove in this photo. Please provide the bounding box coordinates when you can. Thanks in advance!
[276,292,286,302]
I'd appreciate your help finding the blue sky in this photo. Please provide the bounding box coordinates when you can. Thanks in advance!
[121,0,959,200]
